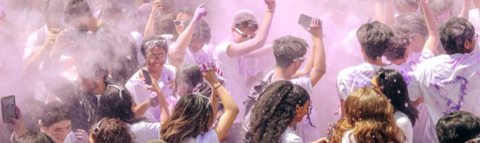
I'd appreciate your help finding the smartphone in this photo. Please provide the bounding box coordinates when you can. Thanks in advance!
[327,123,337,140]
[298,14,313,29]
[1,95,17,123]
[142,69,153,85]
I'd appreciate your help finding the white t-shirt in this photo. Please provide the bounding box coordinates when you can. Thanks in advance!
[213,41,249,123]
[125,66,176,122]
[281,127,303,143]
[129,121,161,143]
[412,103,431,143]
[394,112,413,143]
[341,130,407,143]
[183,44,215,64]
[408,52,480,143]
[266,70,319,142]
[400,49,435,84]
[180,128,219,143]
[337,63,407,100]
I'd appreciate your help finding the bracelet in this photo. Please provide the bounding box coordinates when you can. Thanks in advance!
[267,9,275,12]
[214,84,222,90]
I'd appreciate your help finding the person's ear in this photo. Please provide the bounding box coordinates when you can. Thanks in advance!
[296,104,301,114]
[464,40,473,53]
[40,122,47,132]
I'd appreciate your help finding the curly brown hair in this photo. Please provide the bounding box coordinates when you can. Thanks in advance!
[330,88,406,143]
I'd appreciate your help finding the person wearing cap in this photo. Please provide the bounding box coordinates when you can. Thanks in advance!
[212,0,276,142]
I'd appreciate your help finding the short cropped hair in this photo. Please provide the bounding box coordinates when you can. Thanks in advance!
[396,13,428,38]
[436,111,480,143]
[384,25,411,61]
[438,17,475,54]
[394,0,420,9]
[273,35,308,69]
[232,10,258,31]
[63,0,93,24]
[356,21,394,60]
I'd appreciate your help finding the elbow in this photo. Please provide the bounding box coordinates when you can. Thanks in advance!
[314,67,326,76]
[231,106,240,115]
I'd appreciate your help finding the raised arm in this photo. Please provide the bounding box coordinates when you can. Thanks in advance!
[306,18,326,87]
[243,44,273,58]
[375,0,395,26]
[460,0,472,19]
[168,3,208,68]
[200,63,239,141]
[226,0,276,57]
[23,29,59,74]
[133,92,159,118]
[144,1,164,38]
[146,76,170,123]
[421,0,440,54]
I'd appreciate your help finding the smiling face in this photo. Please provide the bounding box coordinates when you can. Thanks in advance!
[175,12,191,35]
[144,46,167,73]
[42,120,72,143]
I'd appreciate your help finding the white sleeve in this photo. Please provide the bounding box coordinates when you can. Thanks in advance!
[23,32,40,61]
[396,118,413,143]
[291,75,313,94]
[144,122,162,140]
[337,75,349,100]
[407,65,425,101]
[214,42,234,65]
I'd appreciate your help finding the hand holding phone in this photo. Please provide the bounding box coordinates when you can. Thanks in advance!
[142,69,153,85]
[2,95,16,123]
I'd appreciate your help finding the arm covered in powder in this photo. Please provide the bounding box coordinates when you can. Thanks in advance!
[421,0,440,54]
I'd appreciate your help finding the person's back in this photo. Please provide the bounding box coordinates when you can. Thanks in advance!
[408,17,479,143]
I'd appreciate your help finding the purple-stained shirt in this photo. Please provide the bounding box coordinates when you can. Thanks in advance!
[400,49,436,84]
[337,63,407,100]
[408,52,480,143]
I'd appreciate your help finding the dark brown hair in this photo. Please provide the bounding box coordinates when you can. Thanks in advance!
[89,118,134,143]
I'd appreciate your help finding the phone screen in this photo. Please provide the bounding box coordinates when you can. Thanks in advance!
[2,95,16,123]
[298,14,312,29]
[327,123,337,140]
[142,69,153,85]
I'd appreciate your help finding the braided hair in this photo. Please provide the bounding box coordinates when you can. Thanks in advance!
[247,80,314,143]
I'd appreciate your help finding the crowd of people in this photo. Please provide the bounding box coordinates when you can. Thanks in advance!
[1,0,480,142]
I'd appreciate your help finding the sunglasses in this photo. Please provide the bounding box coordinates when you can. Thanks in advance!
[473,33,479,41]
[294,57,306,63]
[145,40,166,48]
[235,28,256,39]
[174,20,186,26]
[147,54,166,62]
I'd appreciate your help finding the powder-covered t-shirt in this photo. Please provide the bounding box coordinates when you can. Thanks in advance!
[408,52,480,143]
[61,131,77,143]
[281,127,302,143]
[394,111,413,143]
[400,49,435,84]
[125,66,176,122]
[180,128,219,143]
[337,63,407,100]
[214,41,249,123]
[129,121,161,143]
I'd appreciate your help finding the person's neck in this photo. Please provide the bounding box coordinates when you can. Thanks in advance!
[146,66,164,80]
[365,58,387,66]
[188,46,202,54]
[272,67,294,81]
[93,80,106,95]
[391,58,407,66]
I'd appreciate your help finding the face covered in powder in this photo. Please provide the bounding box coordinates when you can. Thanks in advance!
[175,12,191,35]
[145,46,167,73]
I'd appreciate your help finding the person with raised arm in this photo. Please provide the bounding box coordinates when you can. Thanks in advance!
[242,17,326,143]
[160,62,239,143]
[213,1,276,142]
[407,16,480,143]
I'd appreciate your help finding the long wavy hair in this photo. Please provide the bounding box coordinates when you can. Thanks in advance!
[160,93,215,142]
[330,87,406,143]
[375,68,419,126]
[247,80,313,143]
[95,85,144,124]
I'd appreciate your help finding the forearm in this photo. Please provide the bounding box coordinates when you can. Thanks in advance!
[227,11,274,57]
[169,21,198,60]
[309,37,326,87]
[210,81,220,118]
[384,0,395,26]
[294,43,316,78]
[421,0,440,53]
[23,47,49,73]
[460,0,472,19]
[144,15,157,38]
[157,90,170,122]
[375,2,385,23]
[243,44,273,58]
[133,100,151,118]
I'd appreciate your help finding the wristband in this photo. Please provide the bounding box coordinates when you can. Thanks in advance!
[267,9,275,12]
[214,84,222,90]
